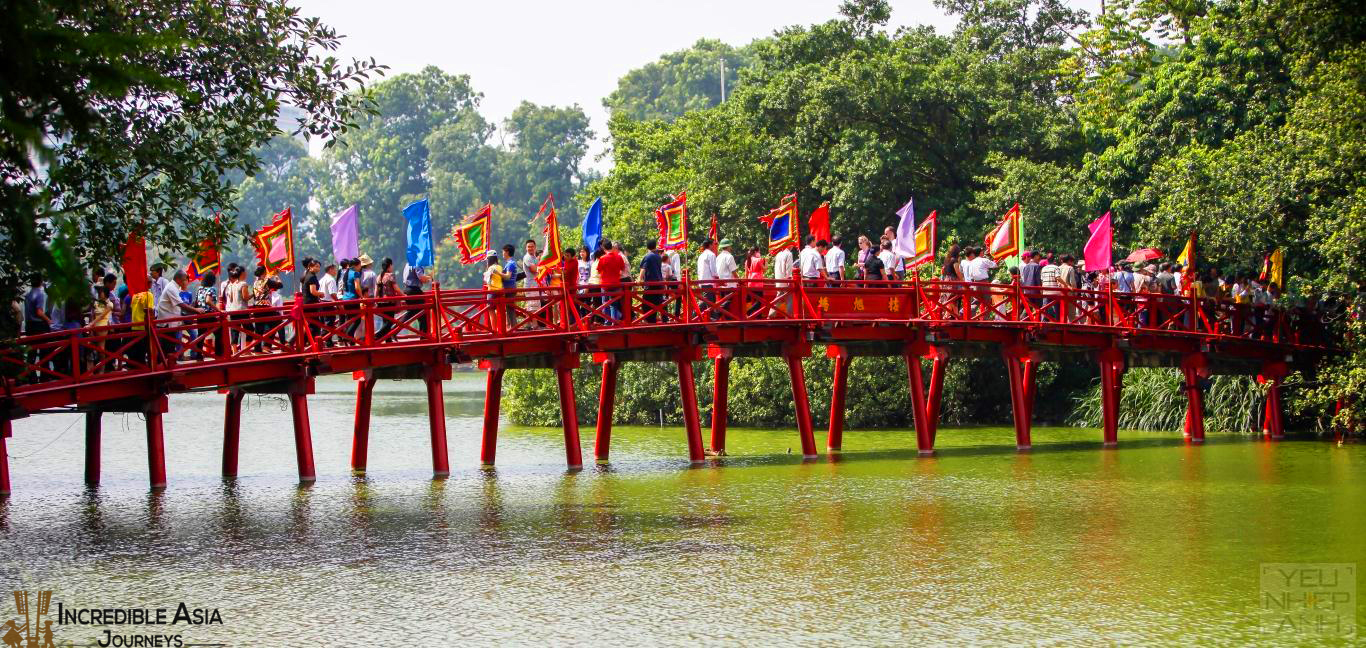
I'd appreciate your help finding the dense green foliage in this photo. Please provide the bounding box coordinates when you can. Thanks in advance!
[604,39,755,122]
[0,0,383,331]
[1070,369,1265,434]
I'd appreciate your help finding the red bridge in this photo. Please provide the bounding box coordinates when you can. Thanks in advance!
[0,277,1332,495]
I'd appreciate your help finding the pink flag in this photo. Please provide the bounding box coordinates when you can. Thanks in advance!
[330,204,359,261]
[1084,212,1113,272]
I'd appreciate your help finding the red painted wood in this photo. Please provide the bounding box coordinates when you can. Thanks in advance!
[906,352,934,455]
[289,392,316,482]
[594,360,618,461]
[827,353,850,451]
[425,370,449,478]
[223,389,244,477]
[556,365,582,469]
[785,352,818,459]
[146,411,167,489]
[1,419,11,497]
[710,356,731,454]
[350,378,375,472]
[85,412,101,486]
[481,368,504,466]
[678,358,705,463]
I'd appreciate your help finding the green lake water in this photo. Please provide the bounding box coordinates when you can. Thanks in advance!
[1,372,1361,645]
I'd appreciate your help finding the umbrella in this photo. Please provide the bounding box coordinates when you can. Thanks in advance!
[1125,247,1162,263]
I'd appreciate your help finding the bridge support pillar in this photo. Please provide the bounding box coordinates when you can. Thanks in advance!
[555,356,583,470]
[594,358,619,462]
[1099,348,1125,447]
[350,375,376,472]
[289,390,316,483]
[481,362,504,466]
[223,389,244,477]
[1002,345,1034,451]
[1181,354,1206,444]
[784,343,818,459]
[676,348,705,464]
[85,412,101,486]
[146,401,168,490]
[425,364,451,478]
[1259,361,1288,441]
[827,347,851,452]
[710,349,731,455]
[904,350,934,456]
[926,348,949,445]
[1,419,11,497]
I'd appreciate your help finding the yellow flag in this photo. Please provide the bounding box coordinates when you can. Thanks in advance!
[1176,232,1195,269]
[1265,248,1284,288]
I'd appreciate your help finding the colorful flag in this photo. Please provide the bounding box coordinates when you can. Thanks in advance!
[403,199,433,267]
[452,204,493,264]
[808,202,831,244]
[910,210,938,268]
[535,194,563,282]
[121,231,149,294]
[893,197,916,259]
[985,203,1022,260]
[582,197,603,254]
[253,207,296,274]
[655,192,688,250]
[330,204,359,261]
[1260,248,1284,288]
[1084,211,1113,272]
[708,213,719,244]
[758,193,800,255]
[1176,230,1196,291]
[186,214,220,281]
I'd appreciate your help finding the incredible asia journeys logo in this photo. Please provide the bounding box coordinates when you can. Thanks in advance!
[4,591,224,648]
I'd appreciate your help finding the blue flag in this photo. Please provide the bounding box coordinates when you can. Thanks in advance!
[582,197,603,253]
[403,199,433,267]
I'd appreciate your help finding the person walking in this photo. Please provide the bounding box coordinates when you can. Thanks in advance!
[855,235,874,280]
[744,246,767,316]
[597,241,627,324]
[825,236,846,283]
[401,258,431,335]
[697,238,718,318]
[639,240,665,322]
[23,276,50,336]
[359,255,377,298]
[715,239,739,317]
[156,270,201,358]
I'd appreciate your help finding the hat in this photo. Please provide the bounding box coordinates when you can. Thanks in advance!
[1144,264,1157,273]
[719,238,733,249]
[358,254,374,267]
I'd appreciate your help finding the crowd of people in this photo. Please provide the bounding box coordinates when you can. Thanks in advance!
[15,226,1336,373]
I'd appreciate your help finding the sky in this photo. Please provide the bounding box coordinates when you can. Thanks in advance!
[293,0,1100,168]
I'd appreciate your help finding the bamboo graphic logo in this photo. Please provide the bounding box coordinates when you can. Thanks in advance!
[5,591,55,648]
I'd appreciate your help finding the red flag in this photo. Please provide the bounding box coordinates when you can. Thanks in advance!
[253,207,296,274]
[187,214,221,281]
[121,232,149,294]
[808,202,831,243]
[708,213,719,244]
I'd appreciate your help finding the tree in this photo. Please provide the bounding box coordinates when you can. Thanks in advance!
[603,39,756,122]
[500,102,595,220]
[0,0,383,332]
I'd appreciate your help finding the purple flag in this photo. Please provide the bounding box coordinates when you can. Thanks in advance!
[1084,211,1112,272]
[893,197,916,259]
[330,204,359,261]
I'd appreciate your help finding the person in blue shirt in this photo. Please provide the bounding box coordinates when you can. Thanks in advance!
[639,240,665,323]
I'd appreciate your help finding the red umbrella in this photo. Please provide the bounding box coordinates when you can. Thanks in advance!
[1125,247,1162,263]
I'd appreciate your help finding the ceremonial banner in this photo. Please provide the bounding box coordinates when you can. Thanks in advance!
[535,195,563,282]
[330,204,359,261]
[808,202,831,244]
[759,193,800,254]
[910,210,938,268]
[708,213,719,245]
[1176,230,1197,291]
[985,203,1021,260]
[893,197,916,259]
[452,204,493,264]
[186,214,220,281]
[121,232,149,294]
[1084,211,1113,272]
[582,197,603,254]
[655,192,688,250]
[403,199,433,267]
[1260,248,1284,288]
[253,207,296,274]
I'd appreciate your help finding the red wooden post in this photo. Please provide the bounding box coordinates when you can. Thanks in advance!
[146,412,167,490]
[1181,354,1206,444]
[594,358,619,462]
[288,389,316,483]
[425,363,450,478]
[710,352,732,454]
[1022,357,1037,424]
[85,411,101,486]
[826,348,850,452]
[223,389,244,477]
[481,363,505,466]
[0,419,10,497]
[906,351,934,455]
[784,345,818,458]
[926,349,949,445]
[1099,348,1124,446]
[1003,349,1032,450]
[677,350,705,463]
[555,357,583,470]
[1258,361,1288,441]
[350,375,375,472]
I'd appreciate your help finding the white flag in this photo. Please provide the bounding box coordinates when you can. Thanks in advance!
[893,197,917,259]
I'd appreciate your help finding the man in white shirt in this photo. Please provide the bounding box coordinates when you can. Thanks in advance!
[319,264,338,301]
[825,236,846,284]
[770,244,795,317]
[715,239,738,316]
[883,227,905,275]
[877,241,898,281]
[964,247,998,317]
[799,236,826,281]
[155,270,200,357]
[149,264,168,304]
[696,239,718,318]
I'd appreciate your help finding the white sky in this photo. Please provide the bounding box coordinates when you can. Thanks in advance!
[293,0,1100,169]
